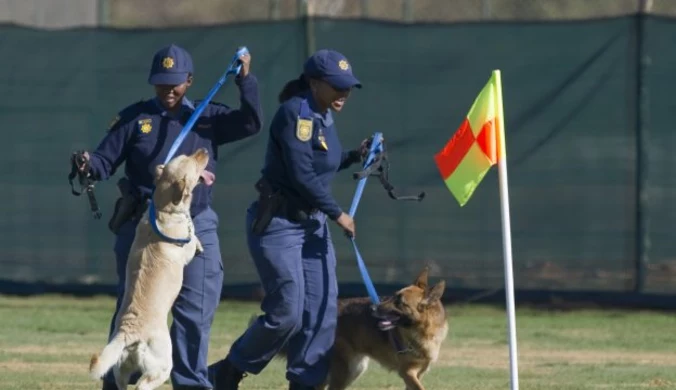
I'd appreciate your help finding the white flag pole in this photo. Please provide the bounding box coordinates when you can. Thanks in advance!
[493,69,519,390]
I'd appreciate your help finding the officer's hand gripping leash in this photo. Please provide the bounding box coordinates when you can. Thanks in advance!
[347,132,425,354]
[69,150,102,219]
[146,46,249,245]
[352,137,426,202]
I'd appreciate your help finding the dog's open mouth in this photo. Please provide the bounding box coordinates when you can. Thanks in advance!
[373,311,401,331]
[199,170,215,186]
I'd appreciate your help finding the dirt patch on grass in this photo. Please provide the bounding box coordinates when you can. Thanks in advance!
[592,378,675,388]
[0,360,85,374]
[644,378,674,387]
[4,344,96,355]
[440,345,676,370]
[527,349,676,366]
[13,383,114,390]
[555,328,614,341]
[3,341,237,375]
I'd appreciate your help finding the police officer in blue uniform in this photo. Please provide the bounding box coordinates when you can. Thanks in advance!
[71,44,263,390]
[209,49,368,390]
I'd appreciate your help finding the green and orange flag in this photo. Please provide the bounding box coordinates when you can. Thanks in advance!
[434,70,506,206]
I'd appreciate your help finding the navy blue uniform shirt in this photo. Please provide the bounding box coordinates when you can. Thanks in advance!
[261,91,360,220]
[88,74,263,217]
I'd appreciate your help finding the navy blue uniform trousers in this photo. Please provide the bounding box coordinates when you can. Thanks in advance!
[227,200,338,387]
[103,207,224,389]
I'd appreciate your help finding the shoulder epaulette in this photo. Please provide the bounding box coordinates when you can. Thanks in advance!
[107,100,146,132]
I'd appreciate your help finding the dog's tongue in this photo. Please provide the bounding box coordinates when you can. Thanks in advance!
[200,170,215,186]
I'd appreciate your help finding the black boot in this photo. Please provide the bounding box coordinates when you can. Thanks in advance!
[101,381,118,390]
[288,381,316,390]
[212,357,247,390]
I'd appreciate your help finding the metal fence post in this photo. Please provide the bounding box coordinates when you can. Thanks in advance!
[270,0,281,20]
[361,0,369,18]
[635,0,652,293]
[298,0,316,58]
[403,0,413,22]
[97,0,108,26]
[482,0,492,19]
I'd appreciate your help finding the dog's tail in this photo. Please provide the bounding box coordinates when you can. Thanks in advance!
[89,332,127,380]
[247,314,289,360]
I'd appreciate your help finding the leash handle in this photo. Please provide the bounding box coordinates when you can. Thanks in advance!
[226,46,249,77]
[348,132,383,217]
[163,46,249,165]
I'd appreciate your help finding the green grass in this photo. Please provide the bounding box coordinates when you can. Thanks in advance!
[2,295,676,389]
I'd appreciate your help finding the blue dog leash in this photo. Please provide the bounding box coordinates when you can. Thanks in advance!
[348,132,425,304]
[348,133,426,354]
[148,46,249,245]
[348,132,385,305]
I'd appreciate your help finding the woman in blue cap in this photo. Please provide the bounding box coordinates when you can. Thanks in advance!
[71,44,263,390]
[210,49,368,390]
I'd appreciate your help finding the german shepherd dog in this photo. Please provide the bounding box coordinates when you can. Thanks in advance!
[274,266,448,390]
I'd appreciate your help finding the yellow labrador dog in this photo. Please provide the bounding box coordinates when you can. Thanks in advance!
[89,148,211,390]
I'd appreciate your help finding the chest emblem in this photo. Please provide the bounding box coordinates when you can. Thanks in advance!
[318,129,328,151]
[138,118,152,134]
[296,118,313,142]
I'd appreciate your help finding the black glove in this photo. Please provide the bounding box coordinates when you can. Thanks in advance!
[70,150,91,176]
[358,136,376,159]
[345,149,363,165]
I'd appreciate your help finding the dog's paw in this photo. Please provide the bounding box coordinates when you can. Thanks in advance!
[194,238,204,256]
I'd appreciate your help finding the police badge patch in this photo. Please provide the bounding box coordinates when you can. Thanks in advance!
[296,118,313,142]
[138,118,152,134]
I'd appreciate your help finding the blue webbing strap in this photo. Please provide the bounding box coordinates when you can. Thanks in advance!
[347,132,385,305]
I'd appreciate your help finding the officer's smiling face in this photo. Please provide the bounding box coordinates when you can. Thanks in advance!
[312,80,351,113]
[154,76,193,112]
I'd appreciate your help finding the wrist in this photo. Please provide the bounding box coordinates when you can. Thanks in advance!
[236,72,254,85]
[348,149,362,164]
[327,208,343,221]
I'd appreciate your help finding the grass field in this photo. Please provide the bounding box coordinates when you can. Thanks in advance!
[2,295,676,389]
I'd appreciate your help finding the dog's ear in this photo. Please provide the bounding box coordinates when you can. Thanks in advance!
[413,266,429,290]
[427,280,445,302]
[171,176,187,205]
[418,280,445,311]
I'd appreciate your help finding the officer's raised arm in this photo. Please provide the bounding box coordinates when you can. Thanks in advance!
[212,50,263,145]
